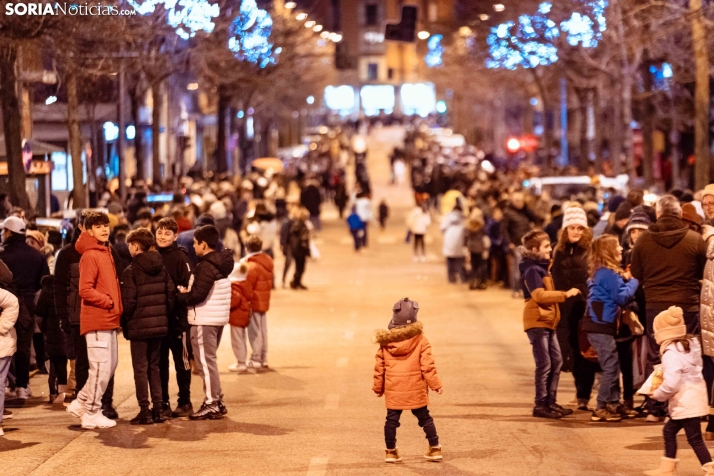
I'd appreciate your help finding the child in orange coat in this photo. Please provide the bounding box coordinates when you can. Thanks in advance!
[373,298,443,463]
[228,263,251,374]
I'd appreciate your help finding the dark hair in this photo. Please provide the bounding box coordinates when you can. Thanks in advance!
[114,230,128,244]
[196,213,215,227]
[126,228,155,252]
[246,235,263,253]
[85,212,110,229]
[522,230,549,251]
[627,189,644,207]
[156,217,178,234]
[137,207,153,221]
[669,335,696,354]
[194,225,220,249]
[77,209,92,228]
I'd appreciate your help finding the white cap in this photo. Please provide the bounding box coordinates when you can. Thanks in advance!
[2,216,25,234]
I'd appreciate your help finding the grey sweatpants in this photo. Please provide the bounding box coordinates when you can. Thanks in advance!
[247,311,267,366]
[77,330,118,416]
[190,325,224,405]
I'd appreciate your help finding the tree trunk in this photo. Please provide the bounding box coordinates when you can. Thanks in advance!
[130,86,145,180]
[67,65,86,208]
[641,58,655,188]
[216,87,229,174]
[530,68,552,171]
[0,45,30,210]
[691,0,710,190]
[152,81,162,185]
[577,88,589,171]
[593,83,604,174]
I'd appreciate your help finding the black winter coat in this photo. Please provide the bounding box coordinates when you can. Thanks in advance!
[36,275,65,357]
[178,249,234,308]
[288,219,311,257]
[158,242,192,331]
[551,241,589,329]
[0,233,49,315]
[120,251,175,340]
[503,205,539,247]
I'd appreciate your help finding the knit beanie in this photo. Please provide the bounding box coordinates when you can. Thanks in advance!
[614,202,632,222]
[653,306,686,345]
[388,297,419,329]
[561,206,588,229]
[681,202,703,227]
[625,206,651,234]
[608,195,626,213]
[25,230,46,249]
[701,184,714,200]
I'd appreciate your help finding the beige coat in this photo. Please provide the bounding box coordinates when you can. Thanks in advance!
[372,322,443,410]
[0,287,19,358]
[700,236,714,357]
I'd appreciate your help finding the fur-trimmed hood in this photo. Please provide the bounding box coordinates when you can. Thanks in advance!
[374,321,423,347]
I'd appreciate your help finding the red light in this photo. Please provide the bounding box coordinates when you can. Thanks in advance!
[506,137,521,153]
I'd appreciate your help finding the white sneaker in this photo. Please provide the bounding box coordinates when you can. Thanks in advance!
[228,363,247,373]
[412,256,419,263]
[0,426,3,436]
[420,256,426,263]
[247,361,263,373]
[16,387,31,399]
[4,387,14,398]
[646,414,665,423]
[66,399,85,419]
[81,411,116,429]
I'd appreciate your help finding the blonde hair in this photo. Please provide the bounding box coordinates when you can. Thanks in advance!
[588,235,622,277]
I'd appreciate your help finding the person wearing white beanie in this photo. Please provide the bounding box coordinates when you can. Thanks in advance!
[561,206,588,230]
[645,306,713,476]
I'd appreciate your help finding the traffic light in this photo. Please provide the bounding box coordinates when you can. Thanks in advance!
[384,5,418,43]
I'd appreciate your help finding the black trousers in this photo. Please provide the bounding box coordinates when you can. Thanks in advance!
[160,330,192,406]
[663,417,713,465]
[130,338,163,410]
[413,234,425,255]
[616,339,634,401]
[385,407,439,449]
[48,356,68,395]
[293,254,307,286]
[71,325,114,406]
[282,249,293,285]
[13,316,33,388]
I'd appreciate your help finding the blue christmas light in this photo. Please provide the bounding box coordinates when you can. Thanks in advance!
[128,0,220,39]
[425,34,444,68]
[228,0,276,68]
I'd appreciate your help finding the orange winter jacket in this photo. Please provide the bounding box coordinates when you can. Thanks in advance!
[372,322,442,410]
[244,252,274,313]
[75,231,123,335]
[230,281,251,328]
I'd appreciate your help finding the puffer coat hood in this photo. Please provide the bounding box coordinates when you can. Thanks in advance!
[700,238,714,357]
[120,251,175,340]
[652,338,709,420]
[244,252,274,313]
[372,322,443,410]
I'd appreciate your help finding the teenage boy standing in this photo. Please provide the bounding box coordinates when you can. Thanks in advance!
[67,212,122,429]
[155,217,193,418]
[178,225,233,420]
[121,228,175,425]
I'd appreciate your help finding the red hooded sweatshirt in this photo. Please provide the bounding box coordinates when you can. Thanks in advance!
[75,231,123,335]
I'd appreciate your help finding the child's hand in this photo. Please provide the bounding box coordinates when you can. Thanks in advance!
[434,388,443,395]
[375,392,383,398]
[565,288,581,298]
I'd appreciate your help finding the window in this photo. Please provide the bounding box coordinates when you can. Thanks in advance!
[367,63,379,80]
[365,4,378,26]
[387,68,394,80]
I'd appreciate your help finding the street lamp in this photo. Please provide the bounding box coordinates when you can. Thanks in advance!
[330,33,343,42]
[320,31,330,38]
[417,30,430,40]
[459,26,472,36]
[187,82,199,91]
[285,1,296,9]
[479,14,490,21]
[313,24,323,32]
[296,12,307,20]
[305,20,316,28]
[493,4,505,12]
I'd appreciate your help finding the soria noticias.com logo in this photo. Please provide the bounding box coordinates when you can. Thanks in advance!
[4,3,138,16]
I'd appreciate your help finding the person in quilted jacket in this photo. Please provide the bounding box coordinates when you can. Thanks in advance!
[373,298,443,464]
[0,259,19,436]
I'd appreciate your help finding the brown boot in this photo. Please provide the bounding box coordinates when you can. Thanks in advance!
[385,448,402,463]
[424,445,442,462]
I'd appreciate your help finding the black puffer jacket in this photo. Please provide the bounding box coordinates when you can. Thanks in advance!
[158,242,192,331]
[551,237,590,329]
[36,275,66,357]
[288,219,311,258]
[0,233,49,315]
[503,204,539,247]
[120,251,175,340]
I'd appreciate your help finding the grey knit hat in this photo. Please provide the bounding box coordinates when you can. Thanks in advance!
[389,297,419,329]
[626,206,651,234]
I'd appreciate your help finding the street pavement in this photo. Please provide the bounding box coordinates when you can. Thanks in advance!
[0,127,702,475]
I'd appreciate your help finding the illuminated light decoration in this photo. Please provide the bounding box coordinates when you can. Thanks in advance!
[435,100,447,114]
[305,20,316,28]
[479,13,489,21]
[296,12,307,20]
[306,95,315,104]
[228,0,276,69]
[313,24,323,32]
[45,96,57,105]
[425,34,444,68]
[237,110,245,118]
[650,62,673,90]
[360,85,395,116]
[506,137,522,153]
[126,125,136,140]
[103,122,119,142]
[324,85,356,111]
[459,26,472,37]
[363,31,384,43]
[187,82,199,90]
[530,97,539,106]
[400,83,436,117]
[487,1,607,70]
[127,0,220,39]
[493,4,505,12]
[417,30,430,40]
[331,33,343,42]
[481,159,495,174]
[320,31,330,38]
[284,1,296,9]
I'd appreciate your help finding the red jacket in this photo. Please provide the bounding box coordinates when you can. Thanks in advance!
[230,281,251,328]
[75,231,123,335]
[244,253,274,313]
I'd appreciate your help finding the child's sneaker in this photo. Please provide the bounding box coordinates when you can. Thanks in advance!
[591,408,622,422]
[0,425,3,436]
[646,414,665,423]
[228,362,246,373]
[3,409,12,420]
[532,405,563,419]
[424,445,442,462]
[550,403,573,416]
[189,403,222,420]
[171,403,193,418]
[66,398,85,419]
[607,403,636,419]
[130,409,154,425]
[385,448,402,463]
[81,411,117,429]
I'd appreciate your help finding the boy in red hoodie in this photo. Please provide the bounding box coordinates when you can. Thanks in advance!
[66,212,123,430]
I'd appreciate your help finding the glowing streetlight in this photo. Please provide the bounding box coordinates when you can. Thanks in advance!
[305,20,316,28]
[307,95,315,105]
[45,96,57,105]
[493,4,505,12]
[506,137,521,153]
[459,26,472,36]
[479,14,489,21]
[417,30,430,40]
[187,82,199,90]
[285,1,296,9]
[313,24,323,32]
[320,31,330,38]
[330,33,343,42]
[296,12,307,20]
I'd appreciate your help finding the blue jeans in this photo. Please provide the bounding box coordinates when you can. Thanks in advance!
[587,333,620,409]
[526,328,562,407]
[446,257,467,283]
[0,356,9,422]
[350,229,363,251]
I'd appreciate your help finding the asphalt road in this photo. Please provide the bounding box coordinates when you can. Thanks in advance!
[0,127,701,475]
